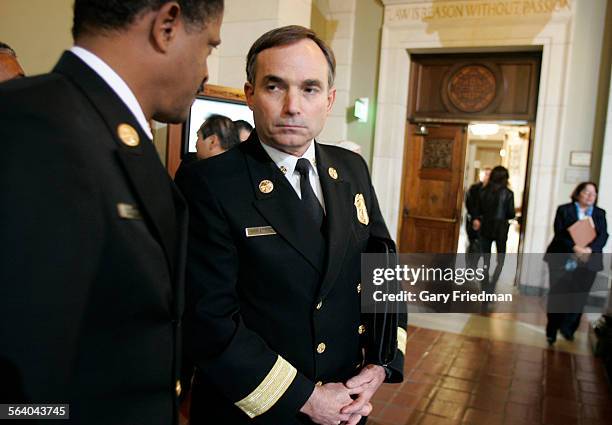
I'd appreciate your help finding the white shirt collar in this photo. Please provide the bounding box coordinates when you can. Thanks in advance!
[70,46,153,140]
[260,139,318,177]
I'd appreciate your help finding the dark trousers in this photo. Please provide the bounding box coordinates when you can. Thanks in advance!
[480,236,507,254]
[479,236,508,290]
[546,313,582,340]
[546,266,598,340]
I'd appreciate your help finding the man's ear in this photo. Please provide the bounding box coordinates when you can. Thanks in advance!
[326,87,336,114]
[244,82,255,111]
[206,135,218,149]
[150,1,182,53]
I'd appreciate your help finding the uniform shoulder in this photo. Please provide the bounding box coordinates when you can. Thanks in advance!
[177,145,245,187]
[0,73,65,99]
[0,73,80,121]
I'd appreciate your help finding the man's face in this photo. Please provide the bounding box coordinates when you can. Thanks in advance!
[195,133,211,159]
[244,39,336,156]
[154,15,222,123]
[0,53,25,83]
[195,132,224,159]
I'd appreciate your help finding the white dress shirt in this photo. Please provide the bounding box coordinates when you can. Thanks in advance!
[260,140,326,213]
[70,46,153,140]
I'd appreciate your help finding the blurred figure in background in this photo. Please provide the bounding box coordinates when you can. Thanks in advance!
[474,165,515,254]
[465,167,491,254]
[233,118,253,141]
[473,166,514,288]
[178,114,240,174]
[196,114,240,159]
[545,182,608,345]
[0,42,25,82]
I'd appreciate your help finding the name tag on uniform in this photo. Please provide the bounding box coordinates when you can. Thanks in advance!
[245,226,277,237]
[117,203,143,220]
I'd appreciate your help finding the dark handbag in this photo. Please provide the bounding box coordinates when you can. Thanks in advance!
[363,236,403,366]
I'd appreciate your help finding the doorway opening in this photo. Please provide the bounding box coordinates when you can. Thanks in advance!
[458,122,531,254]
[397,50,541,254]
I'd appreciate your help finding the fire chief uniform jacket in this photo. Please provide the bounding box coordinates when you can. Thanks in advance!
[175,132,406,424]
[0,52,187,425]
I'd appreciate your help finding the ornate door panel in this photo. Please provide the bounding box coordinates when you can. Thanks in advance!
[408,52,541,121]
[399,124,467,253]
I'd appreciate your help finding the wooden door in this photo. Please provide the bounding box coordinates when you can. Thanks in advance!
[399,124,467,253]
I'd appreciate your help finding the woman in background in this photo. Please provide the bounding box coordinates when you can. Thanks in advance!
[473,165,515,254]
[545,182,608,345]
[472,166,515,292]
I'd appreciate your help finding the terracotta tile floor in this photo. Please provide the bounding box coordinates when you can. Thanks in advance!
[367,325,612,425]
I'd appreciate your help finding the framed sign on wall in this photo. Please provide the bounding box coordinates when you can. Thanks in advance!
[166,84,253,177]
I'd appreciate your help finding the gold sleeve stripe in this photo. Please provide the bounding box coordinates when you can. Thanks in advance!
[397,327,407,356]
[235,355,297,418]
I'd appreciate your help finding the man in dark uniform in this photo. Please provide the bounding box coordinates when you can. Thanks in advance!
[176,26,406,425]
[0,1,223,424]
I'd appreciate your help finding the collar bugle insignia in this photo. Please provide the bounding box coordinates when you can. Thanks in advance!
[354,193,369,225]
[259,179,274,194]
[328,167,338,179]
[280,166,288,175]
[117,123,140,147]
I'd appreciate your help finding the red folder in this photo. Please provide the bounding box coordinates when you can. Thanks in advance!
[568,217,596,247]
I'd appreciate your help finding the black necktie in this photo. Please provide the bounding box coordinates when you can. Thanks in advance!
[295,158,324,230]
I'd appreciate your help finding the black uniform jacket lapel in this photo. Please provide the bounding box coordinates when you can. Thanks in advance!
[242,133,325,274]
[53,51,179,276]
[315,142,352,298]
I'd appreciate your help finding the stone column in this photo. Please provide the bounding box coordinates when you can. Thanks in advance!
[312,0,358,143]
[208,0,313,88]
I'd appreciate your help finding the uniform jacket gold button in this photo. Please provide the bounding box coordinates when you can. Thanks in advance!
[357,283,362,293]
[175,380,182,397]
[358,325,366,335]
[117,123,140,147]
[316,342,326,354]
[259,180,274,194]
[316,300,323,310]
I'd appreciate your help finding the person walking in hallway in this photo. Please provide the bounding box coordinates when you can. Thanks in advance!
[472,165,515,289]
[545,182,608,345]
[465,167,490,254]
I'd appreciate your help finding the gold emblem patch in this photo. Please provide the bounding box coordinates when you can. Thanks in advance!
[354,193,369,225]
[328,167,338,179]
[259,180,274,194]
[117,123,139,147]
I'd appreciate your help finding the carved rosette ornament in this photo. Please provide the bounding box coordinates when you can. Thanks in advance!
[447,65,497,113]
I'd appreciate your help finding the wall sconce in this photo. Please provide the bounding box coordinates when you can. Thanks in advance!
[354,98,369,122]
